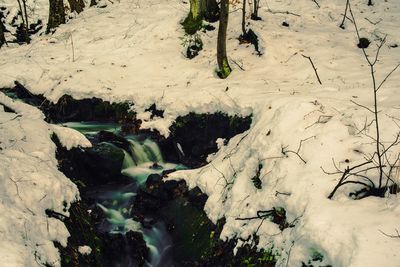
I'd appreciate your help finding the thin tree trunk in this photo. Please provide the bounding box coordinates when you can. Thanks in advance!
[46,0,66,33]
[22,0,29,31]
[251,0,260,20]
[16,0,30,43]
[203,0,219,22]
[242,0,246,35]
[68,0,85,14]
[217,0,231,79]
[0,18,6,48]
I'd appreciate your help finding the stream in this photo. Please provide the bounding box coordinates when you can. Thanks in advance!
[63,122,185,267]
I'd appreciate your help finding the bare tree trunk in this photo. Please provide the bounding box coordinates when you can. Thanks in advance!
[22,0,29,31]
[182,0,203,34]
[183,0,219,34]
[16,0,30,43]
[46,0,65,33]
[203,0,219,22]
[242,0,246,35]
[217,0,231,79]
[67,0,85,13]
[251,0,260,20]
[0,18,6,48]
[368,0,373,6]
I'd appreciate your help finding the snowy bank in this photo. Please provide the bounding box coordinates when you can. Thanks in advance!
[0,93,90,266]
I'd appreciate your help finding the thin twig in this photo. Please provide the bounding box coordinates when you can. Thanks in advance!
[301,54,322,84]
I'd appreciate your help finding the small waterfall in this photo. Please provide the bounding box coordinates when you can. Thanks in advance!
[122,150,136,169]
[96,203,141,233]
[121,138,184,185]
[143,139,164,163]
[61,122,178,267]
[144,223,174,267]
[128,139,151,164]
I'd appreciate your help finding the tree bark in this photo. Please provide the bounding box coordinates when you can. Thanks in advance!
[46,0,66,34]
[67,0,85,14]
[0,18,6,48]
[251,0,260,20]
[242,0,246,35]
[16,0,30,43]
[203,0,219,22]
[217,0,231,79]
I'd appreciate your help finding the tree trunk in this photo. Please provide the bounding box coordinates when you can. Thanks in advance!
[251,0,260,20]
[16,0,30,43]
[183,0,219,34]
[203,0,219,22]
[68,0,85,14]
[182,0,203,34]
[0,18,6,48]
[217,0,231,79]
[46,0,66,34]
[242,0,246,35]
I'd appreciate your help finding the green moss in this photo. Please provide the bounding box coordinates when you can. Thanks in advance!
[182,14,203,35]
[241,248,277,267]
[161,197,219,262]
[56,202,105,267]
[218,59,232,79]
[181,0,204,34]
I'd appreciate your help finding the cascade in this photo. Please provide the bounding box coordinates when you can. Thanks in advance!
[65,122,180,267]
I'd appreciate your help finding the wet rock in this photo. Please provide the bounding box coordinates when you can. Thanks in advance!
[53,202,106,267]
[94,130,131,151]
[187,186,208,210]
[101,231,148,267]
[54,136,129,190]
[4,81,137,123]
[132,188,163,219]
[163,112,252,168]
[45,94,135,123]
[83,142,125,182]
[126,231,149,266]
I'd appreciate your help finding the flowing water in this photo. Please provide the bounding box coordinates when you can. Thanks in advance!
[65,122,185,267]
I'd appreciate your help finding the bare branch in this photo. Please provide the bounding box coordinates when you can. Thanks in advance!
[301,54,322,84]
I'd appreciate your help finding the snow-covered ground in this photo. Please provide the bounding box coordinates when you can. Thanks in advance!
[1,0,400,266]
[0,94,91,266]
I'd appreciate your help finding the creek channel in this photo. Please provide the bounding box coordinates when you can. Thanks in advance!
[62,121,186,267]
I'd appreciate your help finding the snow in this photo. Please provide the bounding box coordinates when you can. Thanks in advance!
[50,124,92,150]
[78,245,92,255]
[0,93,87,267]
[1,0,400,266]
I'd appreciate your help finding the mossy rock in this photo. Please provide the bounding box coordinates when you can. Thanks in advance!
[54,202,105,267]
